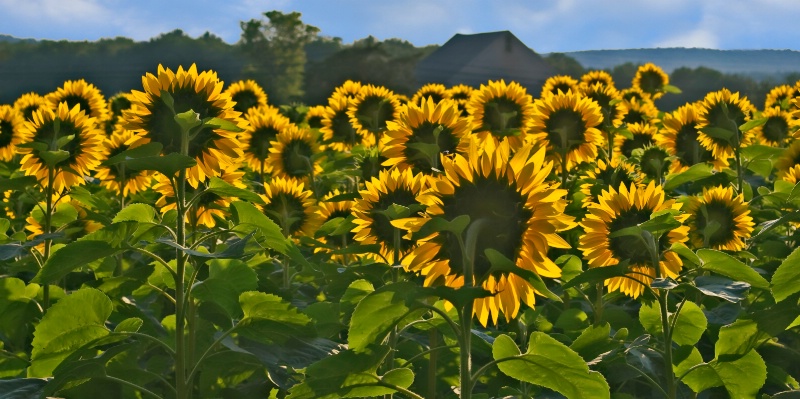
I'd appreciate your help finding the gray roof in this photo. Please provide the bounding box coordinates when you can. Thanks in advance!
[415,31,556,91]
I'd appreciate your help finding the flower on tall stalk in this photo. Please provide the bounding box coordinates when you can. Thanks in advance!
[104,92,134,136]
[267,124,322,182]
[381,97,471,173]
[94,127,154,197]
[619,98,659,126]
[528,90,604,171]
[686,186,753,251]
[410,83,448,106]
[466,80,534,151]
[258,177,321,239]
[347,84,401,145]
[14,92,47,121]
[579,158,642,205]
[224,80,268,116]
[446,84,474,115]
[580,70,615,90]
[620,87,650,104]
[46,79,108,122]
[581,83,624,129]
[579,182,689,298]
[614,122,658,160]
[399,140,575,326]
[153,163,246,229]
[320,94,369,152]
[751,107,796,147]
[18,103,105,192]
[26,196,102,251]
[0,105,24,161]
[541,75,580,98]
[313,189,356,262]
[332,79,363,99]
[696,88,756,162]
[775,140,800,182]
[351,167,428,262]
[240,105,293,176]
[633,144,672,183]
[632,63,669,100]
[764,84,794,110]
[124,64,247,188]
[304,105,326,130]
[658,103,723,173]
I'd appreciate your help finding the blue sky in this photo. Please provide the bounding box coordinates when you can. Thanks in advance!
[1,0,799,52]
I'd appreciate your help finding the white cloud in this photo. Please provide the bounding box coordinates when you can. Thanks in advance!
[654,28,719,49]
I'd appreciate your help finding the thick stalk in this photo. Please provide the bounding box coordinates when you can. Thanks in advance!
[456,229,476,399]
[649,232,675,399]
[175,129,190,399]
[427,329,439,399]
[384,231,401,399]
[41,167,56,312]
[594,282,604,325]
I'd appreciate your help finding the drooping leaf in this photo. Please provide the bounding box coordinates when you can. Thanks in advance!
[697,249,769,290]
[348,282,426,352]
[192,259,258,319]
[691,275,750,303]
[237,291,314,344]
[0,176,38,191]
[125,153,197,177]
[33,240,121,284]
[0,378,47,399]
[562,264,633,289]
[207,176,265,204]
[484,248,561,302]
[639,301,706,346]
[664,163,714,191]
[683,350,767,398]
[493,333,610,399]
[112,203,157,224]
[101,142,162,166]
[771,246,800,302]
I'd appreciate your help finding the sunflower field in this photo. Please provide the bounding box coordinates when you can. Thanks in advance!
[1,61,800,399]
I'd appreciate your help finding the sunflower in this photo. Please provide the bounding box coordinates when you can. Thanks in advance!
[320,94,370,152]
[581,83,624,129]
[446,84,475,115]
[154,163,245,229]
[351,167,428,262]
[467,80,534,151]
[580,70,616,90]
[332,80,363,99]
[764,84,794,110]
[267,124,322,182]
[620,87,650,104]
[304,105,326,130]
[658,103,723,174]
[0,105,24,161]
[13,92,47,121]
[381,97,471,173]
[634,144,673,183]
[46,79,108,122]
[26,196,102,252]
[614,122,658,160]
[240,105,294,176]
[18,103,105,192]
[579,158,642,205]
[541,75,580,98]
[751,107,795,147]
[258,176,321,239]
[632,63,669,100]
[578,182,689,298]
[224,80,268,117]
[94,126,154,197]
[124,64,247,188]
[686,186,753,251]
[620,98,659,126]
[104,92,134,135]
[348,84,402,145]
[696,89,756,162]
[410,83,448,106]
[528,90,604,170]
[399,140,575,326]
[775,140,800,181]
[313,189,357,261]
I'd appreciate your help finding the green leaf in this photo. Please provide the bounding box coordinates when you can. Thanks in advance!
[554,308,589,331]
[101,142,163,166]
[156,232,253,261]
[192,259,258,319]
[174,109,202,132]
[125,153,197,176]
[112,203,157,223]
[664,163,714,191]
[113,318,143,333]
[662,84,682,94]
[638,302,661,337]
[484,248,561,302]
[692,275,750,303]
[340,279,374,316]
[684,350,767,397]
[33,240,121,284]
[701,126,736,145]
[670,301,707,346]
[493,333,610,399]
[673,345,704,379]
[204,117,245,132]
[409,215,470,240]
[207,176,265,205]
[230,201,289,254]
[557,254,583,283]
[697,249,769,290]
[0,176,38,191]
[771,246,800,302]
[348,282,425,352]
[569,323,617,363]
[237,291,314,344]
[0,378,47,399]
[28,288,112,377]
[739,117,768,132]
[562,264,633,289]
[37,150,70,167]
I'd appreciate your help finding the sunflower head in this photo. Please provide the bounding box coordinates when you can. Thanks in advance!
[620,98,659,126]
[14,92,47,122]
[633,144,672,183]
[313,189,357,261]
[304,105,327,130]
[267,124,322,182]
[581,83,624,129]
[620,87,650,104]
[240,105,293,175]
[224,80,268,116]
[751,107,795,147]
[776,140,800,181]
[104,92,134,135]
[258,177,321,239]
[614,122,658,160]
[696,89,756,161]
[541,75,580,98]
[332,80,363,99]
[529,90,604,170]
[579,158,642,205]
[0,105,24,162]
[411,83,448,106]
[579,181,689,298]
[124,64,247,188]
[686,185,753,251]
[446,84,475,115]
[632,63,669,99]
[580,70,616,90]
[46,79,109,123]
[94,126,154,197]
[381,97,471,173]
[466,80,534,151]
[400,141,575,326]
[658,103,722,173]
[765,84,794,110]
[348,84,401,144]
[18,103,105,192]
[321,93,370,152]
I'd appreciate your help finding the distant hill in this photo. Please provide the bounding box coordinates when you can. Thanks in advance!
[556,48,800,80]
[0,34,35,44]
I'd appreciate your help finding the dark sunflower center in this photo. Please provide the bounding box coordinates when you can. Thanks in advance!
[608,208,656,265]
[589,167,634,200]
[355,95,395,135]
[638,71,664,94]
[705,102,747,144]
[248,126,280,160]
[59,95,94,116]
[22,106,39,121]
[545,109,586,151]
[330,110,358,145]
[369,188,417,254]
[281,139,314,178]
[549,83,574,96]
[675,124,714,166]
[622,109,647,125]
[403,121,459,172]
[232,91,260,114]
[419,93,444,104]
[0,120,14,147]
[451,92,470,101]
[263,192,307,236]
[307,115,323,129]
[621,134,654,158]
[640,147,670,179]
[694,201,735,247]
[145,86,223,156]
[360,154,386,181]
[480,97,523,135]
[762,116,789,144]
[438,176,530,277]
[110,96,132,116]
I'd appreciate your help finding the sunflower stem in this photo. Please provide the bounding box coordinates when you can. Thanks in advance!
[384,230,402,399]
[174,124,191,399]
[594,282,604,325]
[41,166,56,313]
[649,232,676,399]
